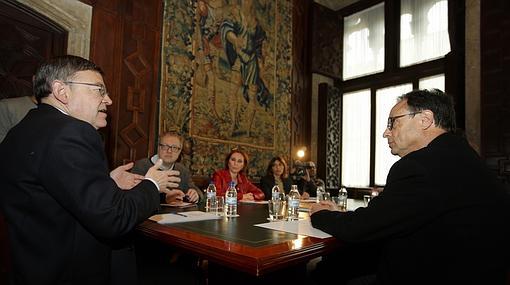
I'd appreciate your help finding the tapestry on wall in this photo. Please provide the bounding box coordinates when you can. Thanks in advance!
[160,0,292,179]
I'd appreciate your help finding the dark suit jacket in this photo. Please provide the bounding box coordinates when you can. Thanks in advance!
[311,133,510,284]
[0,104,161,285]
[259,175,293,199]
[132,158,204,202]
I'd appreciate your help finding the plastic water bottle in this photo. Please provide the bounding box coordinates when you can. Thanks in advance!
[338,186,348,211]
[316,185,325,202]
[205,182,217,211]
[271,185,282,201]
[287,185,300,220]
[225,181,238,217]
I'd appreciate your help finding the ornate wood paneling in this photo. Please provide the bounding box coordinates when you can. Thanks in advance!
[311,3,342,79]
[324,84,341,189]
[88,0,163,168]
[292,0,312,162]
[0,0,67,100]
[481,0,510,185]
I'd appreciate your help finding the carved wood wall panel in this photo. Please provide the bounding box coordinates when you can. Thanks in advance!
[292,0,312,162]
[311,3,342,79]
[325,85,341,190]
[89,0,163,168]
[0,0,67,100]
[481,0,510,185]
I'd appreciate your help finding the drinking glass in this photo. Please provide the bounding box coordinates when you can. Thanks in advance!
[215,196,224,216]
[268,200,286,221]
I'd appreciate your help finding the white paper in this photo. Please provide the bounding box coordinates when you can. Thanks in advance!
[239,200,269,204]
[254,219,332,239]
[149,211,221,224]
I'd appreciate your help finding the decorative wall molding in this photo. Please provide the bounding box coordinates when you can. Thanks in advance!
[325,85,341,189]
[17,0,91,58]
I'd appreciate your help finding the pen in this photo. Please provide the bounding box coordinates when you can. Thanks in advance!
[170,212,188,217]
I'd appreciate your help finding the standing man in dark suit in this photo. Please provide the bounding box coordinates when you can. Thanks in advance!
[0,55,179,285]
[310,89,510,284]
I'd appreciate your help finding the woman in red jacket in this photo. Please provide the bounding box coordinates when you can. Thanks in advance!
[212,149,265,201]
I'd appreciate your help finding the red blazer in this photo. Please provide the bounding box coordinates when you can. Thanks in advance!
[212,169,265,201]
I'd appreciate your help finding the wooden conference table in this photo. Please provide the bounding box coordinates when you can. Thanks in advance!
[136,202,342,282]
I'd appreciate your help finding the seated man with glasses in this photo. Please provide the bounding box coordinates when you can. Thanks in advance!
[310,89,510,285]
[132,131,204,204]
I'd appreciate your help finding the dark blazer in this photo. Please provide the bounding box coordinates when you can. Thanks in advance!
[311,133,510,284]
[0,104,161,285]
[259,174,293,199]
[132,158,205,202]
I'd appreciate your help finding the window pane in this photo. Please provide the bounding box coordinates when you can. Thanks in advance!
[342,90,371,187]
[419,74,445,91]
[400,0,450,67]
[343,3,385,80]
[375,84,413,185]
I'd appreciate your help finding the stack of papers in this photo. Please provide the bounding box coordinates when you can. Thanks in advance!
[149,211,221,224]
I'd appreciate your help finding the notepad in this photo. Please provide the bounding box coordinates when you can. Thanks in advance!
[149,211,221,224]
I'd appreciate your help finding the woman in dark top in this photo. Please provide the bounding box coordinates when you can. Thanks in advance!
[260,156,293,199]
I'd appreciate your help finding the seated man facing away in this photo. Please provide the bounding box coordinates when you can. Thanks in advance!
[132,131,204,204]
[310,89,510,285]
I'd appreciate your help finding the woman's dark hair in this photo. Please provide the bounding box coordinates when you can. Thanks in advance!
[265,156,289,179]
[398,88,456,132]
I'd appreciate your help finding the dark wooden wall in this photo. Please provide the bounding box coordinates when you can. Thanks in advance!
[86,0,163,168]
[291,0,313,162]
[481,0,510,185]
[0,0,67,100]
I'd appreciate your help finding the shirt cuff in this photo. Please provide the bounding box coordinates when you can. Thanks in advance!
[144,177,160,191]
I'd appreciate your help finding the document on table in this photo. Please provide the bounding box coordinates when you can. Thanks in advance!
[149,211,221,224]
[239,200,268,204]
[254,219,332,239]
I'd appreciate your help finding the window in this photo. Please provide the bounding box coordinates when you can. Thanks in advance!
[338,0,452,188]
[343,3,385,80]
[341,90,371,187]
[400,0,450,67]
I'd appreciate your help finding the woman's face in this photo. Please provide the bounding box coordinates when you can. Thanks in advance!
[272,160,285,177]
[228,152,245,174]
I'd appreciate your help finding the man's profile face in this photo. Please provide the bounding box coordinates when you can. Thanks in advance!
[157,135,182,166]
[65,70,112,129]
[383,100,423,157]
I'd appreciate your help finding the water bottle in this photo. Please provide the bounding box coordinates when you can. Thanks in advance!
[316,185,325,202]
[271,185,282,201]
[338,186,348,211]
[287,185,300,220]
[205,182,217,211]
[225,181,238,217]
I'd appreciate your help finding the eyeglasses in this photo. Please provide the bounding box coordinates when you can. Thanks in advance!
[64,81,108,98]
[158,143,182,152]
[386,112,421,130]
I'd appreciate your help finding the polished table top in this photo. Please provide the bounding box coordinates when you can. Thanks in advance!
[137,202,342,276]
